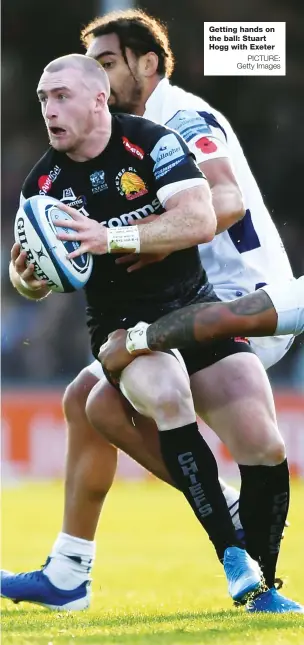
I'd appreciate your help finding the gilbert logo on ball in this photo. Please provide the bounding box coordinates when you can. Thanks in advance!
[14,195,93,293]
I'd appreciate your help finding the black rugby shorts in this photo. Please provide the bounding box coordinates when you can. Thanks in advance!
[87,286,253,386]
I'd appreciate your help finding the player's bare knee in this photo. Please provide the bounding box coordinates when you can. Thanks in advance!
[236,427,286,466]
[62,378,85,422]
[63,368,97,423]
[85,385,106,433]
[261,434,286,466]
[121,354,194,426]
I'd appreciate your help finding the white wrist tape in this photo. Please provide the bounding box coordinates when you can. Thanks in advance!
[107,226,140,254]
[126,321,151,354]
[262,277,304,336]
[20,277,39,291]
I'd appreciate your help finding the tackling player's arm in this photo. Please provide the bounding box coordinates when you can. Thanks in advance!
[99,278,304,373]
[97,291,276,376]
[145,290,277,351]
[198,157,245,234]
[133,278,304,352]
[166,110,245,234]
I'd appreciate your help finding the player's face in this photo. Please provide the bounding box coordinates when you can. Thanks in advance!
[86,33,144,114]
[37,68,100,152]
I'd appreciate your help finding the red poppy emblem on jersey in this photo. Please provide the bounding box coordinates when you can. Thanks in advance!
[38,174,52,193]
[195,137,217,154]
[122,137,144,160]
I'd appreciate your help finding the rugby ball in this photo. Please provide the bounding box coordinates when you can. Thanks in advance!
[14,195,93,293]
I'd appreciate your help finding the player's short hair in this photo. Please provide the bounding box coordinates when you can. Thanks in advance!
[81,9,174,78]
[44,54,110,97]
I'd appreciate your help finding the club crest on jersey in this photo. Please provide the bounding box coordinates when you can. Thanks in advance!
[122,137,144,160]
[115,167,148,201]
[38,165,61,195]
[89,170,108,194]
[61,188,89,217]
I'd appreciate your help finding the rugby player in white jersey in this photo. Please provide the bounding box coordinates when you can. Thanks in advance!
[3,11,303,614]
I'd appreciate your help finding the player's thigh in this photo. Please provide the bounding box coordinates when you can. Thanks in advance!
[190,352,286,465]
[249,335,294,370]
[119,350,191,417]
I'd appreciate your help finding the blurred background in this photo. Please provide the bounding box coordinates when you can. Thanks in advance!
[2,0,304,480]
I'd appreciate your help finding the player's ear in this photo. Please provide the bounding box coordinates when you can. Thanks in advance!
[95,91,107,112]
[138,52,159,78]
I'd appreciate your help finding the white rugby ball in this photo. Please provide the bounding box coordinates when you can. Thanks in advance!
[14,195,93,293]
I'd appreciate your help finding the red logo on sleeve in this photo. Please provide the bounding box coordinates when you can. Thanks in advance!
[234,336,250,345]
[122,137,145,160]
[195,137,218,154]
[38,175,52,192]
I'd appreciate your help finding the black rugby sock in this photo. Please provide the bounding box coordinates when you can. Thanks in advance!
[239,459,290,588]
[158,422,242,561]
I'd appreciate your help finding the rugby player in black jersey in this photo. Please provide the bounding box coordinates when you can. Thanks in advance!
[3,50,300,612]
[2,53,269,611]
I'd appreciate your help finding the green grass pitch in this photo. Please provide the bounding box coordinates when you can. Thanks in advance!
[2,479,304,644]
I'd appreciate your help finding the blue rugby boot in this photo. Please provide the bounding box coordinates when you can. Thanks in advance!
[223,547,264,604]
[246,587,304,613]
[1,566,91,611]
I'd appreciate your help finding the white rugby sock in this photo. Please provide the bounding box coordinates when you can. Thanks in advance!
[44,532,95,590]
[220,479,243,532]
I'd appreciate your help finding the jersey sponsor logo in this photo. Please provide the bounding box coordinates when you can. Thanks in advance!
[115,167,148,201]
[154,157,187,180]
[195,137,218,154]
[165,110,212,143]
[38,165,61,195]
[165,110,227,144]
[90,170,108,194]
[61,188,89,217]
[100,197,161,228]
[122,136,144,160]
[150,134,185,177]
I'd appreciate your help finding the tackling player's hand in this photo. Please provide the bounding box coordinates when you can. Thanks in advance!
[10,242,48,290]
[98,329,135,378]
[115,215,171,272]
[55,203,108,258]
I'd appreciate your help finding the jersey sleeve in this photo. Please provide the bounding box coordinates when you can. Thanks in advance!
[147,125,207,206]
[165,110,230,165]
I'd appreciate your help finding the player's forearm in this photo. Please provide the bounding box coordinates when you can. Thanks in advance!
[146,291,277,351]
[211,185,245,234]
[138,199,216,254]
[9,262,51,301]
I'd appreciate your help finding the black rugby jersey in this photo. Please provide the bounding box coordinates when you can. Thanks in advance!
[22,114,211,347]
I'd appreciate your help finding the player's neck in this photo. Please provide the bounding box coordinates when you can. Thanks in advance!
[66,114,112,162]
[133,77,161,116]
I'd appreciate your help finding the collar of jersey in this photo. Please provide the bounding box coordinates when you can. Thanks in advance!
[144,78,170,119]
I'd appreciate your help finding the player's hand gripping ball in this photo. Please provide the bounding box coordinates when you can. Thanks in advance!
[14,195,93,292]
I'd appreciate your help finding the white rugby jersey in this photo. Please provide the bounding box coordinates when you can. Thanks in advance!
[144,79,293,300]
